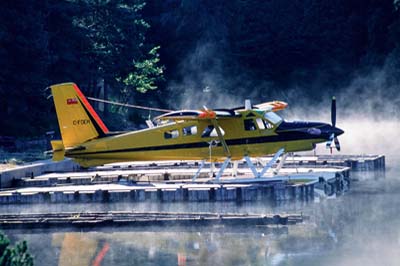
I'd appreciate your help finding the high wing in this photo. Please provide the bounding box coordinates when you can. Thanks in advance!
[253,101,288,112]
[153,100,287,123]
[153,109,237,124]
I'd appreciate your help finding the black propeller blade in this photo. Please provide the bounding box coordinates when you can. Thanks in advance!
[326,133,334,149]
[334,137,340,151]
[327,96,341,152]
[331,96,336,128]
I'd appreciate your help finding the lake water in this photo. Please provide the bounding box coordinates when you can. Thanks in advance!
[2,159,399,266]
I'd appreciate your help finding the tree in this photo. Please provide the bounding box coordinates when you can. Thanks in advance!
[66,0,163,98]
[0,0,50,136]
[0,232,34,266]
[123,46,164,94]
[0,0,164,136]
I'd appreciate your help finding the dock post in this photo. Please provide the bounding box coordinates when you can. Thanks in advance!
[232,161,239,177]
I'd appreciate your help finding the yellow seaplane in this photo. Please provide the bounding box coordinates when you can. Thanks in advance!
[49,83,344,180]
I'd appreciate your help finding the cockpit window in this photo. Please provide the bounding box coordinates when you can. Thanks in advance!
[264,112,283,124]
[256,118,265,129]
[256,118,274,130]
[244,119,257,131]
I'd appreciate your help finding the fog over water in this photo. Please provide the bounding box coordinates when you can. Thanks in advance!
[4,164,399,266]
[3,155,399,265]
[4,68,400,265]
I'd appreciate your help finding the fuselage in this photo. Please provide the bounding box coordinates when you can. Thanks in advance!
[66,117,343,167]
[50,82,344,168]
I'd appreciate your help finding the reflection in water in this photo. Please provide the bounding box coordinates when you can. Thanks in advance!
[10,228,332,266]
[4,165,400,266]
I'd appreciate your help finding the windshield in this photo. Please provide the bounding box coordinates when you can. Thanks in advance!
[264,111,283,124]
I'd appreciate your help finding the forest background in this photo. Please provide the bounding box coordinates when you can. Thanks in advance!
[1,0,400,139]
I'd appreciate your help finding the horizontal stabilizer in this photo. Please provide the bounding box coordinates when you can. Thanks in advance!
[51,140,65,161]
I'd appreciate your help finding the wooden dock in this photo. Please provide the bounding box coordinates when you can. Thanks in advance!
[0,154,382,189]
[280,154,385,171]
[0,163,352,204]
[0,211,305,230]
[0,180,318,204]
[0,154,383,204]
[95,154,385,172]
[15,166,350,187]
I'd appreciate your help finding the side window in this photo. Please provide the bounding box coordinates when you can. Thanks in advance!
[201,125,214,138]
[164,129,179,139]
[183,125,197,136]
[244,119,257,131]
[201,125,225,138]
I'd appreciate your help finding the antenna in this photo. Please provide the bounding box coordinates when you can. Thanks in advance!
[245,99,252,110]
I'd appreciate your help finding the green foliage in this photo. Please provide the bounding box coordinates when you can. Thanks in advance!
[70,0,150,77]
[0,234,10,258]
[123,46,164,93]
[0,232,33,266]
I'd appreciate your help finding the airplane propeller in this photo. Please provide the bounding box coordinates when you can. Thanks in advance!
[331,96,336,128]
[326,96,341,152]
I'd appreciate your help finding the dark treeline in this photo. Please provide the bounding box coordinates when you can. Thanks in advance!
[146,0,400,107]
[1,0,400,137]
[0,0,163,136]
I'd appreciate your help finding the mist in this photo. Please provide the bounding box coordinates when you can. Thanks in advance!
[287,67,400,161]
[151,42,400,265]
[167,42,400,164]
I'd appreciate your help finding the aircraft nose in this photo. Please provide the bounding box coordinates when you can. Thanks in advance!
[320,124,344,138]
[334,127,344,136]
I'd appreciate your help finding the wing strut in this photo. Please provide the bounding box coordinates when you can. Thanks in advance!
[210,119,231,158]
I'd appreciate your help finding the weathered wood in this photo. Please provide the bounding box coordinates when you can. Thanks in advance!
[0,181,322,204]
[0,211,305,230]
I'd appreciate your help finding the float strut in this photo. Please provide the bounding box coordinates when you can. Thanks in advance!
[274,152,289,175]
[215,157,231,182]
[245,148,285,178]
[260,148,285,177]
[244,156,259,178]
[192,160,205,182]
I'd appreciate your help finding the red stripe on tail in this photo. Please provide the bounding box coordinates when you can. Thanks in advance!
[73,84,109,134]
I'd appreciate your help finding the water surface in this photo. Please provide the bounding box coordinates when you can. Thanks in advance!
[3,160,399,266]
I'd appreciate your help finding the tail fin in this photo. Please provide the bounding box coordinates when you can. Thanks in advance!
[50,83,109,148]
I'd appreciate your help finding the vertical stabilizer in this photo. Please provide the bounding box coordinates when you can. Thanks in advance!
[50,83,109,148]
